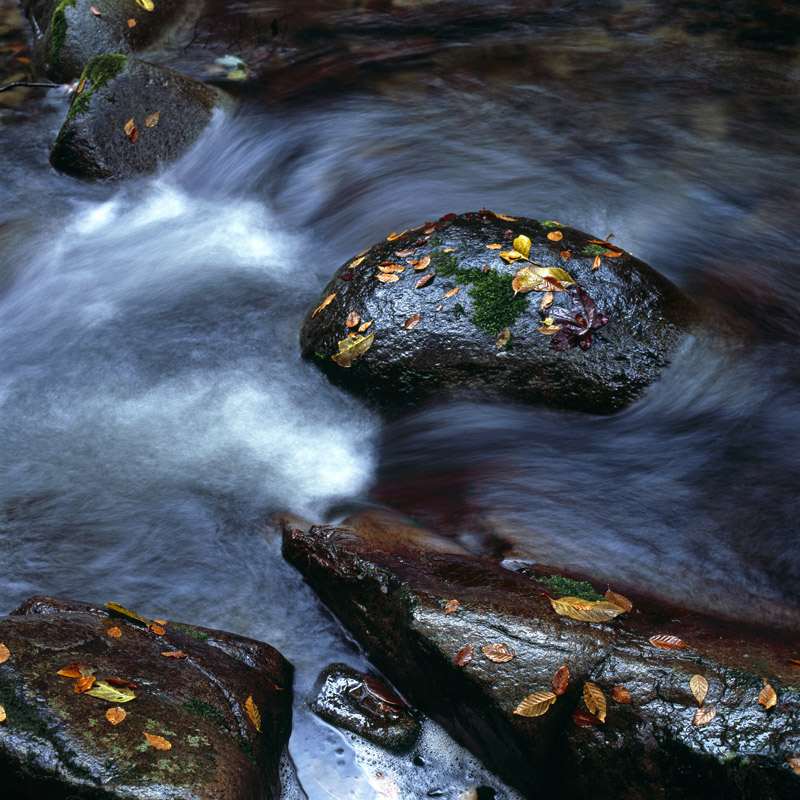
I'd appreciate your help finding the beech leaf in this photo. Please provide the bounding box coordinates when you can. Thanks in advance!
[347,256,365,269]
[541,292,554,309]
[444,599,460,615]
[546,595,626,623]
[331,332,374,367]
[106,707,126,725]
[573,708,600,727]
[378,264,405,273]
[787,756,800,775]
[512,266,575,294]
[149,624,165,636]
[404,313,420,330]
[161,651,188,658]
[512,235,531,258]
[311,293,336,318]
[648,634,688,650]
[611,685,632,704]
[386,229,408,241]
[583,682,606,722]
[690,675,708,706]
[144,733,172,750]
[376,274,400,283]
[692,706,716,726]
[90,6,101,15]
[76,675,96,693]
[758,680,777,710]
[346,311,360,328]
[486,244,502,250]
[456,645,474,666]
[86,680,138,703]
[513,691,557,717]
[245,695,262,731]
[0,643,9,664]
[592,255,601,270]
[414,255,431,271]
[443,287,459,298]
[58,664,89,678]
[604,589,633,613]
[394,249,415,257]
[415,274,433,289]
[552,664,569,695]
[482,643,515,663]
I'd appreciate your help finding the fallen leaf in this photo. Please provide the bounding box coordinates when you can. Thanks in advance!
[415,274,433,289]
[331,332,374,367]
[592,255,601,270]
[106,707,126,725]
[482,643,515,663]
[144,733,171,750]
[611,685,632,704]
[443,287,459,298]
[499,250,525,263]
[456,645,474,666]
[496,214,518,222]
[245,695,262,732]
[787,756,800,775]
[690,675,709,706]
[541,292,554,309]
[514,691,557,717]
[76,675,96,693]
[758,679,777,710]
[58,664,88,678]
[545,595,626,623]
[445,599,460,615]
[0,643,9,664]
[547,231,563,242]
[648,634,688,650]
[76,77,86,93]
[128,18,136,27]
[604,589,633,613]
[552,664,570,695]
[376,274,400,283]
[129,126,139,143]
[394,250,415,257]
[435,304,444,312]
[547,284,609,351]
[90,6,101,15]
[386,229,408,242]
[692,706,716,726]
[603,250,622,258]
[149,624,165,636]
[135,0,154,10]
[346,311,360,328]
[789,659,800,666]
[161,651,188,659]
[512,266,575,295]
[378,264,405,273]
[443,248,455,253]
[348,332,359,339]
[86,680,138,703]
[404,313,420,330]
[538,324,562,335]
[123,118,135,137]
[573,708,600,727]
[312,294,336,318]
[347,256,365,269]
[414,255,431,271]
[145,111,160,128]
[583,682,606,722]
[495,327,511,350]
[358,320,373,332]
[0,705,5,723]
[560,250,571,260]
[512,235,531,258]
[486,244,503,250]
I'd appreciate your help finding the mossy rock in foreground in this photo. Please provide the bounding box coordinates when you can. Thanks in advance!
[51,55,220,180]
[300,211,702,414]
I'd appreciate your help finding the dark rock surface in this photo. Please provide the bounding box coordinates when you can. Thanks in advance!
[309,663,420,753]
[300,211,700,415]
[282,510,800,799]
[0,595,293,799]
[51,54,219,180]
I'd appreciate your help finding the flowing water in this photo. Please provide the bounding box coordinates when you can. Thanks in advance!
[1,1,800,796]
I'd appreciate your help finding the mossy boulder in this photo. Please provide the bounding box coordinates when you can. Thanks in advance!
[300,211,700,414]
[51,55,220,180]
[282,510,800,799]
[0,595,293,799]
[22,0,201,82]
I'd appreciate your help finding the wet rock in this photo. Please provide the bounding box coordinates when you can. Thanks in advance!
[22,0,201,82]
[0,595,293,799]
[310,663,421,753]
[300,212,699,415]
[50,54,220,180]
[282,510,800,800]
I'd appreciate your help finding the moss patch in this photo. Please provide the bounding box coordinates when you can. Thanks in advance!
[50,0,77,74]
[533,573,604,601]
[468,271,529,336]
[583,244,607,257]
[66,54,127,120]
[174,624,209,641]
[182,698,228,729]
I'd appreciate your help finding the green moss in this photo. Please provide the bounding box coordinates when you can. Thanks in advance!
[534,573,604,601]
[175,624,209,641]
[182,698,229,729]
[468,271,529,336]
[540,220,564,228]
[431,249,484,285]
[452,302,465,318]
[50,0,76,74]
[583,244,607,257]
[66,54,127,120]
[236,736,258,764]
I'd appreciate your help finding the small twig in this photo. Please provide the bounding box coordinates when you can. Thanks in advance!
[0,80,60,94]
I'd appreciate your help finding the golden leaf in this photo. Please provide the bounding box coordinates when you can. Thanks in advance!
[106,707,126,725]
[496,214,517,222]
[145,111,160,128]
[0,705,5,723]
[486,244,502,250]
[346,311,360,328]
[604,589,633,613]
[77,77,86,93]
[386,229,408,241]
[499,250,524,263]
[512,235,531,258]
[245,695,262,732]
[443,287,459,299]
[443,248,455,253]
[311,293,336,318]
[57,664,86,678]
[161,651,188,658]
[378,264,405,273]
[513,691,557,717]
[128,18,136,27]
[538,324,561,335]
[481,643,515,663]
[415,274,432,289]
[348,256,365,269]
[331,332,374,368]
[135,0,155,11]
[495,327,511,350]
[414,255,431,271]
[690,675,709,706]
[107,626,122,638]
[86,680,138,703]
[541,292,554,309]
[547,231,563,242]
[76,675,96,693]
[455,644,473,666]
[123,118,135,137]
[0,643,9,664]
[611,685,631,704]
[90,6,102,15]
[560,250,571,260]
[583,682,606,722]
[149,624,165,636]
[358,320,373,332]
[404,313,420,330]
[144,733,172,750]
[592,255,601,270]
[546,595,626,623]
[444,599,459,615]
[376,274,400,283]
[648,634,688,650]
[692,706,716,726]
[512,266,574,295]
[552,664,570,695]
[758,679,777,710]
[787,756,800,775]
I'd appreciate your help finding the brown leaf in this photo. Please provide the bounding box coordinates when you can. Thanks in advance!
[245,695,262,732]
[161,651,188,659]
[378,263,405,273]
[592,255,601,270]
[496,214,518,222]
[603,250,622,258]
[414,255,431,271]
[435,304,444,312]
[107,626,122,638]
[552,663,570,695]
[128,18,136,27]
[604,589,633,613]
[57,664,86,678]
[106,707,126,725]
[486,244,502,250]
[363,676,406,709]
[482,643,515,663]
[787,756,800,775]
[456,645,474,666]
[90,6,102,15]
[573,708,600,727]
[76,675,96,693]
[376,274,400,283]
[758,679,777,710]
[386,229,409,242]
[789,659,800,666]
[394,249,415,257]
[443,287,459,299]
[312,293,336,317]
[560,250,571,260]
[541,292,554,310]
[358,320,373,332]
[331,332,374,367]
[415,274,433,289]
[76,77,86,93]
[443,248,455,253]
[0,643,9,664]
[444,599,460,615]
[149,624,165,636]
[690,675,709,706]
[547,231,563,242]
[346,311,360,328]
[128,126,139,143]
[611,685,632,704]
[404,313,420,330]
[124,118,135,137]
[144,732,172,750]
[0,705,5,723]
[583,682,606,722]
[482,264,491,273]
[546,595,626,623]
[648,634,688,650]
[513,691,557,717]
[692,706,717,726]
[145,111,160,128]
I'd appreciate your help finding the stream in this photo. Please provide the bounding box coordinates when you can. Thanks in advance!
[1,1,799,797]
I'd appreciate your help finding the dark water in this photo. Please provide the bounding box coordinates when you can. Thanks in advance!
[1,1,800,796]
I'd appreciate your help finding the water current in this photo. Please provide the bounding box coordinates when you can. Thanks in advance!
[1,1,799,797]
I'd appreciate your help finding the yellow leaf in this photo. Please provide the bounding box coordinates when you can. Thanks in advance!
[692,706,716,726]
[611,685,631,704]
[0,643,9,664]
[135,0,154,10]
[378,264,405,273]
[145,111,160,128]
[348,256,365,269]
[86,680,138,703]
[513,691,557,717]
[123,119,135,137]
[583,682,606,722]
[331,332,374,368]
[76,77,86,93]
[386,229,408,241]
[311,293,336,318]
[226,69,249,81]
[376,273,400,283]
[444,599,459,615]
[541,292,554,310]
[443,248,455,253]
[512,266,575,295]
[106,707,126,725]
[495,327,511,350]
[499,250,524,263]
[486,244,502,250]
[105,602,152,627]
[538,324,561,335]
[443,287,459,299]
[144,732,172,750]
[546,595,626,623]
[496,214,517,222]
[758,679,777,710]
[245,695,262,732]
[512,235,531,258]
[0,705,5,723]
[690,675,709,706]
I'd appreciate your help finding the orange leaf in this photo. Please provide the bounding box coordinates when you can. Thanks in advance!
[758,679,777,710]
[547,231,563,242]
[443,248,455,253]
[107,627,122,638]
[144,733,172,750]
[145,112,160,129]
[604,589,633,613]
[603,250,622,258]
[560,250,571,260]
[161,651,188,659]
[57,664,86,678]
[123,118,135,137]
[128,18,136,27]
[376,274,399,283]
[90,5,102,15]
[455,644,473,666]
[552,663,569,695]
[77,77,86,93]
[692,706,716,726]
[649,634,688,650]
[444,599,460,615]
[415,274,432,289]
[0,643,9,664]
[245,695,261,732]
[0,705,5,723]
[347,256,365,270]
[592,255,601,270]
[611,685,632,704]
[346,311,360,328]
[788,756,800,775]
[443,287,459,299]
[414,255,431,271]
[312,293,336,317]
[76,675,96,693]
[106,707,126,725]
[789,659,800,666]
[404,313,420,330]
[149,624,165,636]
[386,229,408,242]
[358,320,373,332]
[496,214,518,222]
[541,292,554,310]
[486,244,502,250]
[378,263,405,273]
[481,643,515,663]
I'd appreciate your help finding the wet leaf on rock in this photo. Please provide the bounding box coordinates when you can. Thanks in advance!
[648,634,688,650]
[376,274,400,284]
[58,664,90,678]
[311,293,336,318]
[135,0,155,9]
[149,624,165,636]
[545,595,626,622]
[512,235,531,258]
[547,231,563,242]
[161,651,188,659]
[513,691,557,717]
[90,6,101,16]
[348,256,365,269]
[0,705,5,723]
[456,645,474,666]
[560,250,571,260]
[378,264,405,273]
[107,626,122,638]
[583,682,606,722]
[541,292,554,309]
[611,685,632,704]
[499,250,525,263]
[346,311,360,328]
[145,111,160,128]
[482,643,515,663]
[546,285,609,351]
[692,706,716,726]
[496,214,517,222]
[394,249,415,257]
[486,244,502,250]
[573,708,600,727]
[76,675,96,693]
[604,589,633,613]
[128,126,139,144]
[538,324,562,335]
[86,680,138,703]
[404,313,420,330]
[386,229,408,242]
[552,664,569,695]
[512,266,574,295]
[443,287,459,298]
[592,255,601,270]
[443,248,455,253]
[787,756,800,775]
[435,304,443,312]
[363,676,406,709]
[128,18,136,27]
[0,643,9,664]
[245,695,262,731]
[123,119,135,137]
[144,732,172,750]
[415,274,433,289]
[495,327,511,350]
[444,599,460,615]
[758,680,777,710]
[690,675,709,706]
[414,255,431,271]
[331,332,374,367]
[358,320,373,332]
[106,707,126,725]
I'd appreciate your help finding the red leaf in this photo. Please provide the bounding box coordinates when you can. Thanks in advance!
[455,644,474,667]
[552,663,570,695]
[573,708,600,727]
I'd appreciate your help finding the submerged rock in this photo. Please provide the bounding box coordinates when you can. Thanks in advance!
[0,595,292,799]
[282,510,800,799]
[310,663,421,753]
[51,55,220,180]
[300,211,699,414]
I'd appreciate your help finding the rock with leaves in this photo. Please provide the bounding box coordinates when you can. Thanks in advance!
[0,595,293,799]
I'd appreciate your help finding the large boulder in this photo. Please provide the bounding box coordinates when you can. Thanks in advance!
[0,595,293,799]
[300,211,700,414]
[282,510,800,799]
[51,55,220,180]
